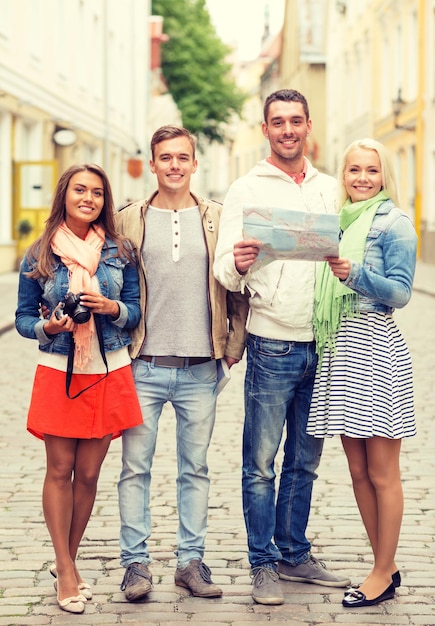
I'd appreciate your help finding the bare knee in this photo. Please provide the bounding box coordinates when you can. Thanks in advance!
[72,436,110,489]
[367,466,401,493]
[46,459,74,485]
[347,459,370,487]
[74,466,101,490]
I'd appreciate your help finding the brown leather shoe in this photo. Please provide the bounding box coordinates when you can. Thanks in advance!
[121,563,153,601]
[174,559,222,598]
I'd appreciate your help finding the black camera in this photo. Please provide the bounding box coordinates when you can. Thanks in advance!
[55,292,91,324]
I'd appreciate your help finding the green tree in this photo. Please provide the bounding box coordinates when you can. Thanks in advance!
[152,0,245,143]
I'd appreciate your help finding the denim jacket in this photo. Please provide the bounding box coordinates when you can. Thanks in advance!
[343,201,417,312]
[15,236,141,355]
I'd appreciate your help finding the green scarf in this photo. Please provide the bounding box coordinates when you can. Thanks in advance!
[313,190,390,365]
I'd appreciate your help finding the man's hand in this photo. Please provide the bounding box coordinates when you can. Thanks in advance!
[233,238,262,275]
[224,356,240,369]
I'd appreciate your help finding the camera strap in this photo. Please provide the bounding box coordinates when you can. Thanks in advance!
[65,314,109,399]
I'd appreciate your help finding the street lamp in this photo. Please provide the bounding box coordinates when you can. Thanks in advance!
[392,88,416,131]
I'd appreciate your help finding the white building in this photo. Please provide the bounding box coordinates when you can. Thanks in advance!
[0,0,151,270]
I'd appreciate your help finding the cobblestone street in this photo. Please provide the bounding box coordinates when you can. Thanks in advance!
[0,274,434,625]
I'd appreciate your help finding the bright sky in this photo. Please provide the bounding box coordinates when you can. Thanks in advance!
[205,0,286,61]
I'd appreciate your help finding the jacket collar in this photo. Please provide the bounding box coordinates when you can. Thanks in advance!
[144,190,209,216]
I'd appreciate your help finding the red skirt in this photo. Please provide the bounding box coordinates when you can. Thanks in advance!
[27,364,143,440]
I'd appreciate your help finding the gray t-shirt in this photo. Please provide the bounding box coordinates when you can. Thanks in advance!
[141,206,211,357]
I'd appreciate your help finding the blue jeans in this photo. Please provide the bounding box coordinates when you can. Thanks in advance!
[118,358,217,568]
[242,334,323,568]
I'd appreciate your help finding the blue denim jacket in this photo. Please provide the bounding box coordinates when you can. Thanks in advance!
[343,201,417,312]
[15,237,141,355]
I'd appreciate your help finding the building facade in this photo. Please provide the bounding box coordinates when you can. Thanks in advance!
[2,0,434,269]
[0,0,151,270]
[322,0,433,262]
[228,0,433,263]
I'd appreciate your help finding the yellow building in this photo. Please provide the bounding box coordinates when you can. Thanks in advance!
[280,0,328,173]
[297,0,427,258]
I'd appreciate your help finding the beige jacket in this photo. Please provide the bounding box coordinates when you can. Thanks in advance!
[115,192,249,360]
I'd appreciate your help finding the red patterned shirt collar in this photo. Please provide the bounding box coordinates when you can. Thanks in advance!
[266,157,307,184]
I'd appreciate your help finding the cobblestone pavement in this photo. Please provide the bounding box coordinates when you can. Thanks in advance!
[0,279,434,625]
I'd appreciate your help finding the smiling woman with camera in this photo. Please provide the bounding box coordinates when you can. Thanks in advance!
[15,163,142,614]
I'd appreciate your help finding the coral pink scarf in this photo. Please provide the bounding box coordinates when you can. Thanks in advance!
[52,222,105,369]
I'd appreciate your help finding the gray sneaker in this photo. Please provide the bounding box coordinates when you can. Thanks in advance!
[175,559,222,598]
[278,556,351,587]
[121,562,153,601]
[251,566,284,605]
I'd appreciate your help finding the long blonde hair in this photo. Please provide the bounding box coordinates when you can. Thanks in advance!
[337,138,400,207]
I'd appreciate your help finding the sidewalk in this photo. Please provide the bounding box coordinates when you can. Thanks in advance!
[0,271,18,335]
[412,259,435,297]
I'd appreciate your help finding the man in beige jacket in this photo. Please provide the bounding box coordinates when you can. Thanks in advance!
[116,125,248,602]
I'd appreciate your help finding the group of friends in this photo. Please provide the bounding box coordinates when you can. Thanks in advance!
[15,89,417,615]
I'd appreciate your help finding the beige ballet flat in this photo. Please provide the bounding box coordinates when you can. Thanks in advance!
[53,579,87,602]
[50,563,92,600]
[78,582,93,600]
[57,593,85,614]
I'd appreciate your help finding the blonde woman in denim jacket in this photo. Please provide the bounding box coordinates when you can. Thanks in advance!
[15,164,142,615]
[307,139,417,608]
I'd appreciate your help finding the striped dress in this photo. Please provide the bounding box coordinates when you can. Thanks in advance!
[307,311,416,439]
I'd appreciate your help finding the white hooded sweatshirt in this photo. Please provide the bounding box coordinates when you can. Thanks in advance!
[213,158,337,341]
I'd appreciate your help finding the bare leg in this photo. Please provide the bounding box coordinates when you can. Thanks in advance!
[341,437,378,556]
[341,435,401,596]
[361,437,402,597]
[43,434,112,598]
[69,435,112,583]
[43,436,80,601]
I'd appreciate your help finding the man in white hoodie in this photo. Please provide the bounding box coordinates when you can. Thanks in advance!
[213,89,351,605]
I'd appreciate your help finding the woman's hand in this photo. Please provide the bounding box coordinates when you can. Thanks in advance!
[80,291,120,318]
[43,305,76,336]
[326,256,351,280]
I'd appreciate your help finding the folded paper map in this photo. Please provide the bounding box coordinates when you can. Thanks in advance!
[216,358,231,395]
[243,206,340,266]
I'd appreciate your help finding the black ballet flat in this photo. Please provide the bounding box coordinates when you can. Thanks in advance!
[346,570,401,593]
[342,582,395,608]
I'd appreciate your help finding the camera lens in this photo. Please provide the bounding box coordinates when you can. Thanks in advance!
[72,307,91,324]
[63,292,91,324]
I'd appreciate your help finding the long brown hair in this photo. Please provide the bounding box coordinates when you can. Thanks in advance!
[26,163,135,278]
